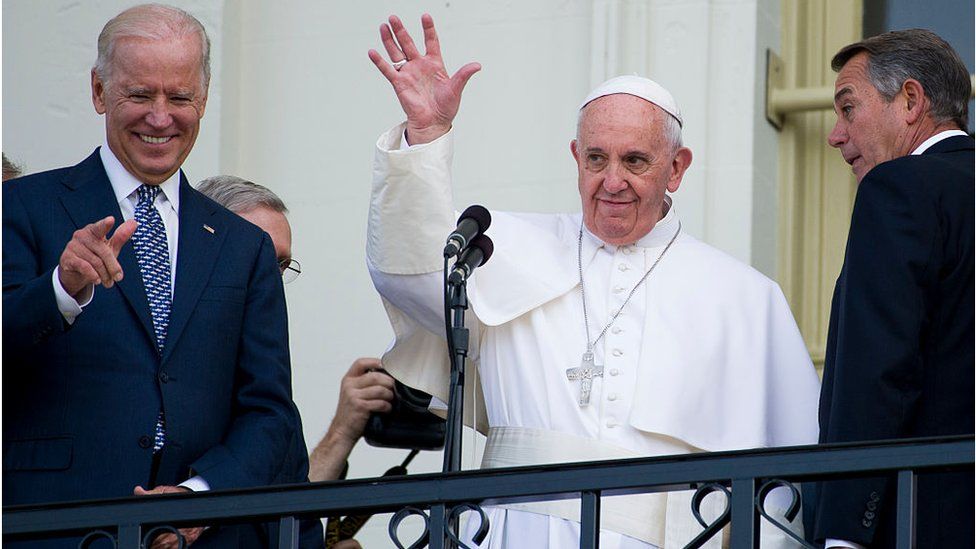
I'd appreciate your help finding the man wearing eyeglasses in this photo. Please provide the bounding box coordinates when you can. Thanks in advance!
[196,176,300,283]
[197,175,394,548]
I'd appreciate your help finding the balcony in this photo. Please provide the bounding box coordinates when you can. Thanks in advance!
[4,436,972,548]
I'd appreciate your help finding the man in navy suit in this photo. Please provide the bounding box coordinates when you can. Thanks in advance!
[814,29,974,548]
[2,4,307,546]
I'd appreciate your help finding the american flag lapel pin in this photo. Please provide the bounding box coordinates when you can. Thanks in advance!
[203,224,215,234]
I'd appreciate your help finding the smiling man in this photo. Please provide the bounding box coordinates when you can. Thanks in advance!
[815,29,974,549]
[364,14,821,548]
[2,5,303,547]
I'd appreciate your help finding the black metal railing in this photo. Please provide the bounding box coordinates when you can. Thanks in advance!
[4,436,972,548]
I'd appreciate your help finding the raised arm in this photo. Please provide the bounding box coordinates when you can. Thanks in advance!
[367,13,480,145]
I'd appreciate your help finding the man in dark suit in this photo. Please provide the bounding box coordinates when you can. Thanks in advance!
[813,29,974,548]
[2,4,308,547]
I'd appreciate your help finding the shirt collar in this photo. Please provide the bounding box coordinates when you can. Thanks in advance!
[582,195,680,251]
[99,142,181,213]
[912,129,968,155]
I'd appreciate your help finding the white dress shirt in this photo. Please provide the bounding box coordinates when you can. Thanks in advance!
[53,143,180,322]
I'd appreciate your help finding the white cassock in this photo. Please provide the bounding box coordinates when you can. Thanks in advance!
[367,122,820,548]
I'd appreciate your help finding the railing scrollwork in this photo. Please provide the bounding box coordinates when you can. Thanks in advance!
[756,479,817,549]
[79,529,118,549]
[683,482,732,549]
[77,525,187,549]
[142,526,187,549]
[389,502,489,549]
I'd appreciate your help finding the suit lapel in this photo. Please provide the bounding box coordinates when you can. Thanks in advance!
[162,175,225,364]
[59,150,157,347]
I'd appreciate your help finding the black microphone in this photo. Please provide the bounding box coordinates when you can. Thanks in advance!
[447,234,494,285]
[443,205,491,258]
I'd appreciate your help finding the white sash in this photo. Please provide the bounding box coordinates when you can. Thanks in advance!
[481,426,732,548]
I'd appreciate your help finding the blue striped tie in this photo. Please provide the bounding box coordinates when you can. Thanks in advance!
[132,184,172,452]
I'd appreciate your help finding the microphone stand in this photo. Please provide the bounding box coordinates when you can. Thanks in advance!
[444,280,468,473]
[441,231,493,547]
[442,277,469,547]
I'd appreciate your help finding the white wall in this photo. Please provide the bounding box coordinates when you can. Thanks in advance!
[2,0,226,185]
[2,1,780,546]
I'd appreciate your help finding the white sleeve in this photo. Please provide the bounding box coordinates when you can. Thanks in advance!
[178,475,211,492]
[366,122,488,433]
[52,267,93,324]
[824,539,866,549]
[367,120,461,340]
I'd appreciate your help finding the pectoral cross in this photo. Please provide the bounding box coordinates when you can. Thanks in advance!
[566,351,603,407]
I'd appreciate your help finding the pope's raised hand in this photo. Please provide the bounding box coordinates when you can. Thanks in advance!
[368,13,481,145]
[58,215,137,298]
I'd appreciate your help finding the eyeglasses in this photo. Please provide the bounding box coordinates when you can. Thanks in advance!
[278,258,301,284]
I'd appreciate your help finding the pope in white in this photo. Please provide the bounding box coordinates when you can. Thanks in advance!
[366,13,820,549]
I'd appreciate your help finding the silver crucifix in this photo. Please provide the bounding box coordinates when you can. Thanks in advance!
[566,351,604,406]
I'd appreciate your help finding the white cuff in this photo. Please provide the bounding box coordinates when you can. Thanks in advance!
[52,267,92,324]
[399,126,452,150]
[178,475,211,492]
[825,539,866,549]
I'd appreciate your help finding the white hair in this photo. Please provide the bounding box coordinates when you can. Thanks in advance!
[94,3,211,89]
[196,175,288,215]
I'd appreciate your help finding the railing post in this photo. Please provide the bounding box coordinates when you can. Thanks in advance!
[580,490,601,549]
[729,477,759,549]
[117,524,141,549]
[278,516,298,548]
[895,470,916,549]
[429,503,447,549]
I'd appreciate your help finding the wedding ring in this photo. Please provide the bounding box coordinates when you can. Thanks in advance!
[392,59,407,71]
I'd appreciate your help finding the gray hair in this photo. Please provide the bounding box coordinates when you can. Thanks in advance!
[94,3,211,89]
[832,29,971,132]
[3,153,23,181]
[196,175,288,215]
[577,99,683,154]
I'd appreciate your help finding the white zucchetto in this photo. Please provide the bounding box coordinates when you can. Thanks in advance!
[580,75,683,127]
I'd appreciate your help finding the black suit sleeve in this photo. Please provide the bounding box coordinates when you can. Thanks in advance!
[814,161,939,543]
[2,182,70,354]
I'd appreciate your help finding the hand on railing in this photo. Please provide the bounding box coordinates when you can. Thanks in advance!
[133,486,203,548]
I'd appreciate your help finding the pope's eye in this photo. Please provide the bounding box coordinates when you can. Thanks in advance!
[586,154,607,169]
[624,155,650,172]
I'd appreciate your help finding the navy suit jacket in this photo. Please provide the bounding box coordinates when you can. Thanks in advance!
[814,135,975,547]
[3,150,315,545]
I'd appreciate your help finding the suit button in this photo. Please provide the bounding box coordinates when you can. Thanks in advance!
[159,372,169,383]
[139,435,152,449]
[864,511,875,520]
[866,501,877,511]
[862,519,873,528]
[869,492,880,502]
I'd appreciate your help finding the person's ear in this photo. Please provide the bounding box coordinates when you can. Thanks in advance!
[666,147,693,193]
[901,78,927,125]
[92,70,107,114]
